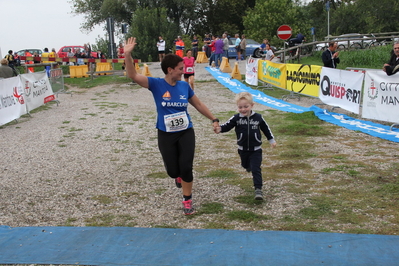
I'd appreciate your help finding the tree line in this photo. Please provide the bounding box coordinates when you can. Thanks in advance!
[70,0,399,61]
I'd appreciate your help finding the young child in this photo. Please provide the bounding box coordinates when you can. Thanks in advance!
[216,92,277,200]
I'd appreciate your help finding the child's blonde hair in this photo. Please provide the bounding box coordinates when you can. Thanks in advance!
[235,92,254,104]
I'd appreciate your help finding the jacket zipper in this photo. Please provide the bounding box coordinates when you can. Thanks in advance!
[247,116,250,150]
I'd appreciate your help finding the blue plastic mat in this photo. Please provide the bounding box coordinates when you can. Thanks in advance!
[1,225,399,265]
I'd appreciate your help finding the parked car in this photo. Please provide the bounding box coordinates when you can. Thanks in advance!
[316,33,374,50]
[227,38,262,59]
[15,49,43,64]
[57,46,97,58]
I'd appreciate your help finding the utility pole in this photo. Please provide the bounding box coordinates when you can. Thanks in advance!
[326,1,330,39]
[106,17,116,59]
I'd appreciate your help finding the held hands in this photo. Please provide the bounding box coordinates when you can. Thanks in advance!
[270,142,277,148]
[214,125,221,134]
[124,37,137,55]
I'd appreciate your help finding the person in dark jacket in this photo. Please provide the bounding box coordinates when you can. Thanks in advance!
[322,41,340,68]
[383,42,399,76]
[216,92,277,200]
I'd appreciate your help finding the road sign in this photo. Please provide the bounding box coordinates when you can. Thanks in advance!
[277,25,292,40]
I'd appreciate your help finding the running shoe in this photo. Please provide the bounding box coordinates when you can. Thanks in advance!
[182,199,195,215]
[175,177,182,188]
[255,188,264,200]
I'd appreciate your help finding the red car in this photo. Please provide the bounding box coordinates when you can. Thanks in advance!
[57,46,97,58]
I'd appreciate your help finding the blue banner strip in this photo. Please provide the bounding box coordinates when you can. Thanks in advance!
[311,106,399,142]
[206,67,399,143]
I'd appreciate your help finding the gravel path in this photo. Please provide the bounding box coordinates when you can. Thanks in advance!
[1,61,397,231]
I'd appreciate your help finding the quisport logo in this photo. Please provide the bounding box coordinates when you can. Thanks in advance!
[320,75,361,104]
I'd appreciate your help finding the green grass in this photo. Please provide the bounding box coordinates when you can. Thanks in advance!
[299,45,392,70]
[65,75,130,88]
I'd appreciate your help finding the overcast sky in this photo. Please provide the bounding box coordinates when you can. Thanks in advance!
[0,0,105,56]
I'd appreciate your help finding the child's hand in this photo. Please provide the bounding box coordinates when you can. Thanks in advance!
[214,126,221,134]
[270,142,277,148]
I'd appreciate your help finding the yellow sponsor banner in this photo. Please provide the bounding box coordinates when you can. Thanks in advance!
[258,60,286,89]
[286,64,322,97]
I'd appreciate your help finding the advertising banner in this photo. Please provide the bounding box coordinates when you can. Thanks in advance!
[245,57,259,86]
[20,71,55,112]
[258,60,286,89]
[0,76,26,126]
[286,64,322,97]
[362,70,399,123]
[319,67,364,114]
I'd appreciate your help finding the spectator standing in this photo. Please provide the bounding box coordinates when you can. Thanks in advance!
[191,35,199,59]
[157,36,166,63]
[215,92,277,200]
[264,44,274,61]
[234,34,241,62]
[96,50,103,59]
[42,48,52,76]
[175,36,185,58]
[383,41,399,76]
[183,50,195,89]
[223,33,229,59]
[214,36,224,68]
[84,43,92,58]
[0,59,15,78]
[118,43,125,59]
[208,35,217,66]
[14,52,20,67]
[260,39,269,52]
[204,34,212,58]
[240,34,247,60]
[4,50,17,75]
[322,41,340,68]
[118,43,125,69]
[124,37,220,215]
[33,52,41,64]
[25,50,34,73]
[50,48,59,69]
[67,48,75,65]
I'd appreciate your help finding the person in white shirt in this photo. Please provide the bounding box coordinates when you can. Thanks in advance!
[157,36,166,62]
[264,44,274,61]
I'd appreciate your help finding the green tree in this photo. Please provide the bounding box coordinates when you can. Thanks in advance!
[243,0,310,46]
[193,0,256,36]
[92,35,109,57]
[128,7,179,62]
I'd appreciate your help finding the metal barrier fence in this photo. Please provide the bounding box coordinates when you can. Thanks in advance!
[50,68,70,96]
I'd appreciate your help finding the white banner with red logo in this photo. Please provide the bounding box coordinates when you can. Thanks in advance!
[362,70,399,123]
[245,57,258,86]
[0,71,54,126]
[319,67,364,114]
[0,76,27,126]
[19,72,55,112]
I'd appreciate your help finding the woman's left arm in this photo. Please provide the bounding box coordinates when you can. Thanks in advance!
[189,95,219,129]
[189,95,216,121]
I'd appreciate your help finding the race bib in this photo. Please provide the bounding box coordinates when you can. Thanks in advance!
[186,67,194,73]
[164,111,189,132]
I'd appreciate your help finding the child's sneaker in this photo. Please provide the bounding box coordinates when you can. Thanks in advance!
[175,177,182,188]
[182,199,195,215]
[254,188,263,200]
